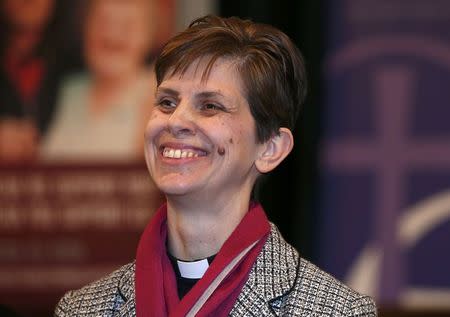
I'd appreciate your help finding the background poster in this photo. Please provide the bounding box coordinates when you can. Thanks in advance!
[319,0,450,307]
[0,164,162,316]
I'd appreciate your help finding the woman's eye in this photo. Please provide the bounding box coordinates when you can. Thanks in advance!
[202,103,223,112]
[158,99,176,112]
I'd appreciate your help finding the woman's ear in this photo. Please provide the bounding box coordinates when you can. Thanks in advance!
[255,128,294,174]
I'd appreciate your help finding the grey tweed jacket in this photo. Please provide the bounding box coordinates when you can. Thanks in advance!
[55,224,377,316]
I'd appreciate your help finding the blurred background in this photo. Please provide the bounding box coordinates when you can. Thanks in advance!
[0,0,449,316]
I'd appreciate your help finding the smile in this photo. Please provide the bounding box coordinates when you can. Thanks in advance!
[162,147,207,159]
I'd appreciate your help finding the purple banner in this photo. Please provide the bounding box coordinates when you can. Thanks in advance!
[320,0,450,308]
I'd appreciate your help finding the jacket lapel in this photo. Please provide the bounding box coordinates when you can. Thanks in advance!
[230,224,299,316]
[117,262,137,316]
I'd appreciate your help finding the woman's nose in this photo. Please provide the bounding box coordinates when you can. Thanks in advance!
[167,102,196,136]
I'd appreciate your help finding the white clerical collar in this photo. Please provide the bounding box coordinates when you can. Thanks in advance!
[176,258,209,279]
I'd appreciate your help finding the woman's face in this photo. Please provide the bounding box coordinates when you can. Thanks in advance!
[84,0,153,78]
[144,58,264,199]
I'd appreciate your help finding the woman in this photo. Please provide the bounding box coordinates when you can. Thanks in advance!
[40,0,159,162]
[55,15,377,316]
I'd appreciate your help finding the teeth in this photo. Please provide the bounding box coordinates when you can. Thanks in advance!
[163,148,202,159]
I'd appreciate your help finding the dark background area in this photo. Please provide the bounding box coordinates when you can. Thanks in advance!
[220,0,323,263]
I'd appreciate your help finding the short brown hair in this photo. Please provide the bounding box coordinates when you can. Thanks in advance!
[155,15,307,142]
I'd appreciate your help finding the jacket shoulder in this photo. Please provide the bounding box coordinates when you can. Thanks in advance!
[54,262,135,317]
[232,223,376,316]
[278,257,377,316]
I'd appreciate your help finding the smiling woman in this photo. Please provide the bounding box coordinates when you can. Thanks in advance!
[145,59,266,204]
[54,15,377,316]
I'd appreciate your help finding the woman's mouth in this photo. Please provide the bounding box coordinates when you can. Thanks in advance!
[162,147,208,159]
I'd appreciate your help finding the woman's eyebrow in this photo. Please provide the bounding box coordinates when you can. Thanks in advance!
[195,91,226,100]
[156,87,180,98]
[156,88,230,103]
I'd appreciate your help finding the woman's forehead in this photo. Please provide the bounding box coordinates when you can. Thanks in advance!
[162,56,240,83]
[159,58,246,97]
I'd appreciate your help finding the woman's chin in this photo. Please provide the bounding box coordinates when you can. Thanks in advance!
[156,181,197,197]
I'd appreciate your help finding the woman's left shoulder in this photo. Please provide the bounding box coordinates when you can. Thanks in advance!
[264,224,377,316]
[287,257,378,316]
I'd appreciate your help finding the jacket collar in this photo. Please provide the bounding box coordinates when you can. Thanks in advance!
[231,223,299,316]
[115,224,298,316]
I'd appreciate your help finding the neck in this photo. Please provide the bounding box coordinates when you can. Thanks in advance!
[92,70,143,93]
[89,71,143,114]
[166,192,252,261]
